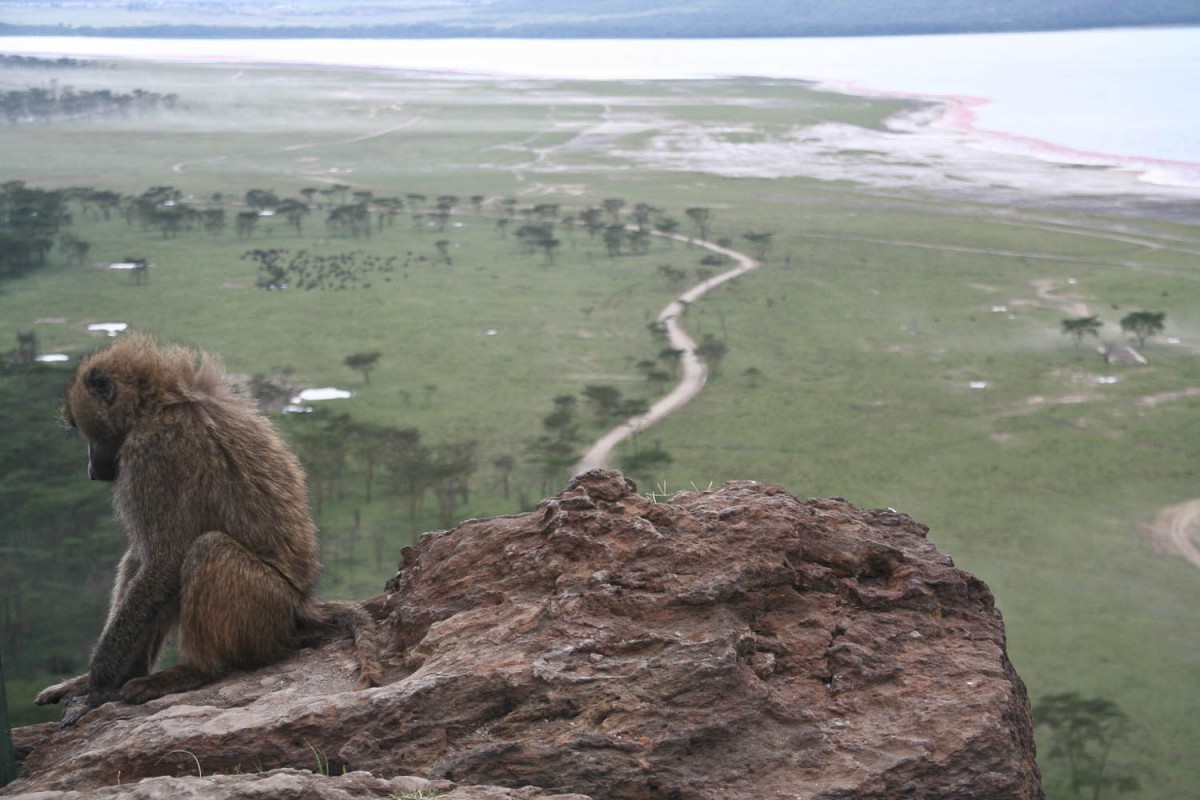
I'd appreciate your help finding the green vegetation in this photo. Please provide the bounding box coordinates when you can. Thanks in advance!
[0,57,1197,799]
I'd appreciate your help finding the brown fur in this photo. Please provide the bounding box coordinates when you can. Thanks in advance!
[35,334,380,725]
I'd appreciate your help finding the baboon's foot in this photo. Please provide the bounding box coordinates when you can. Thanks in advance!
[34,673,89,706]
[120,665,213,704]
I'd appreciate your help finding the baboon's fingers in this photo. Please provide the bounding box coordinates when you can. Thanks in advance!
[58,695,94,728]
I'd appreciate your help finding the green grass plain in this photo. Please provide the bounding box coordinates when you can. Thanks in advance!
[2,57,1198,797]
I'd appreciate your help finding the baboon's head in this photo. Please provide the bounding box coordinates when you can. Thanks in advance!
[63,334,189,481]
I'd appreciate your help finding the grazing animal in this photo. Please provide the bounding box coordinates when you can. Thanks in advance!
[35,334,380,725]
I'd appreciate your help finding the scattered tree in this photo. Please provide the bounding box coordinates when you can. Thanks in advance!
[1119,311,1165,348]
[493,454,516,500]
[1034,692,1141,800]
[685,206,712,241]
[696,333,728,377]
[234,210,259,238]
[742,230,774,262]
[602,198,625,224]
[244,188,279,211]
[583,384,623,420]
[620,441,673,482]
[344,351,382,385]
[434,239,453,265]
[276,198,310,236]
[57,232,90,266]
[1062,316,1103,349]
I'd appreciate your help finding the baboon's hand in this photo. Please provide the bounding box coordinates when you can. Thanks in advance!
[59,695,95,728]
[34,674,89,706]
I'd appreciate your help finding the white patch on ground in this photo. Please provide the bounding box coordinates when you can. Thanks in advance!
[290,387,352,402]
[35,354,70,362]
[88,323,128,336]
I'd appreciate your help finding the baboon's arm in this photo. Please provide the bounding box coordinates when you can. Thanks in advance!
[87,562,179,700]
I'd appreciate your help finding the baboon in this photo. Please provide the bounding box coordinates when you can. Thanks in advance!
[35,334,381,725]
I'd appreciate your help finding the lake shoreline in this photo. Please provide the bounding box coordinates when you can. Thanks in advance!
[2,33,1200,214]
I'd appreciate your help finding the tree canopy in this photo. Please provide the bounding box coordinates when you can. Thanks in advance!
[1119,311,1165,348]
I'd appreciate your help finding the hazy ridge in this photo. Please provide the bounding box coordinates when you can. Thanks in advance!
[1,0,1198,38]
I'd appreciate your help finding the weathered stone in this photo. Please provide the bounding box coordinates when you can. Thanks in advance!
[6,470,1042,799]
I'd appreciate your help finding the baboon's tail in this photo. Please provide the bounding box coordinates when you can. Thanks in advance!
[297,601,384,689]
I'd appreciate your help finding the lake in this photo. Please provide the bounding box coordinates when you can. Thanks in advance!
[2,27,1199,188]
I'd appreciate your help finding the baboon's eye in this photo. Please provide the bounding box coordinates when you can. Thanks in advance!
[85,368,117,405]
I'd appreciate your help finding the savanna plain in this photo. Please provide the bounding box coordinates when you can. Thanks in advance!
[1,56,1198,798]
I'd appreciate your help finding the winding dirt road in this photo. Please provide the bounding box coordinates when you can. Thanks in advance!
[574,236,759,473]
[1146,500,1200,572]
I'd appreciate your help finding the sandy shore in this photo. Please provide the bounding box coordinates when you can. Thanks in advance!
[620,86,1200,221]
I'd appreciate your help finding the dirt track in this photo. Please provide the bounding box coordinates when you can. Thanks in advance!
[574,235,759,473]
[1146,500,1200,572]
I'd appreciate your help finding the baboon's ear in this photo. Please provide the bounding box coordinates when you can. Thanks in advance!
[85,367,117,405]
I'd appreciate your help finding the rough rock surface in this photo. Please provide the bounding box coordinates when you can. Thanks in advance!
[7,470,1042,799]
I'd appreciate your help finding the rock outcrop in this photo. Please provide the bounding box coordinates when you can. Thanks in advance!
[7,470,1042,799]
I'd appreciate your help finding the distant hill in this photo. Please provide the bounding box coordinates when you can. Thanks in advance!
[1,0,1198,38]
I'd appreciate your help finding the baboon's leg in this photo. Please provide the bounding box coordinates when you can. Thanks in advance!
[120,531,298,704]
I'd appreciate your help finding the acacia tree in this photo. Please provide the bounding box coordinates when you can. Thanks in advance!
[57,232,90,266]
[742,231,774,262]
[202,208,226,237]
[580,207,604,237]
[430,440,478,527]
[493,454,516,500]
[0,181,69,278]
[1119,311,1165,348]
[276,198,310,236]
[583,384,623,421]
[235,211,259,239]
[1062,316,1103,349]
[685,207,712,241]
[283,409,351,515]
[632,202,658,232]
[696,333,728,377]
[602,198,625,224]
[656,217,681,241]
[244,188,279,211]
[380,427,429,540]
[620,440,673,484]
[347,420,387,503]
[603,225,625,257]
[344,351,382,385]
[1034,692,1140,799]
[434,240,453,266]
[434,195,458,230]
[530,395,582,492]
